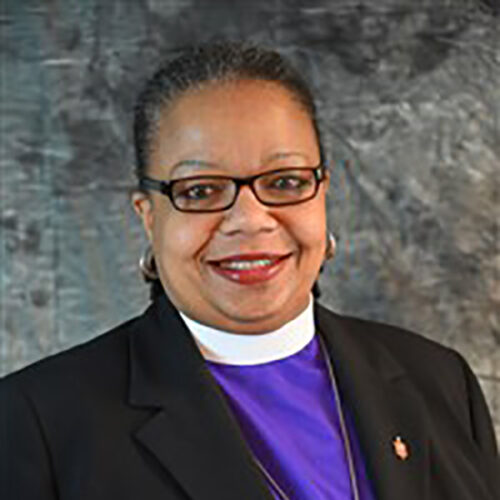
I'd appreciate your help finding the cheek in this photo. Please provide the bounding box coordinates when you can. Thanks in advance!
[153,213,212,263]
[288,207,327,254]
[302,226,326,257]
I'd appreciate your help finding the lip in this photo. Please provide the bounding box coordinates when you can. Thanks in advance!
[208,253,291,285]
[208,252,292,264]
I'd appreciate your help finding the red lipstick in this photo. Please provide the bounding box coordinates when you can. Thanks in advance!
[207,253,292,285]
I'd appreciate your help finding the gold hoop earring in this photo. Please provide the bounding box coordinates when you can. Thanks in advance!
[139,245,159,281]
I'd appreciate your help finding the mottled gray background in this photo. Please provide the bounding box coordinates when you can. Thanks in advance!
[0,0,499,440]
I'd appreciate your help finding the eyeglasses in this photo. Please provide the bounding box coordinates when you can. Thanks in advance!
[138,164,328,213]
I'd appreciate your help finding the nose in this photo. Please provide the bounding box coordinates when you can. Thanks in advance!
[218,184,278,235]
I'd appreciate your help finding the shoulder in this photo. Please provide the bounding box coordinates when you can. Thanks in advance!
[316,303,474,413]
[317,303,500,448]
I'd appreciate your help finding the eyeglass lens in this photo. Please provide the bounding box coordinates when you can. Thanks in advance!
[171,168,317,211]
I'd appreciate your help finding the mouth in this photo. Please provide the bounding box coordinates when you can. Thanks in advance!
[209,253,291,267]
[207,253,292,285]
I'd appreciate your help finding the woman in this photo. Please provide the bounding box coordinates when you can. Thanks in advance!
[1,42,498,500]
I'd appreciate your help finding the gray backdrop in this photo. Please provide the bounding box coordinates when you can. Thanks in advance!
[1,0,499,440]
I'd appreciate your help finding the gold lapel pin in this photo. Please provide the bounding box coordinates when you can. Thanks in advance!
[392,435,410,461]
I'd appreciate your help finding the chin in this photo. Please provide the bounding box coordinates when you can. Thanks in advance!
[218,293,291,323]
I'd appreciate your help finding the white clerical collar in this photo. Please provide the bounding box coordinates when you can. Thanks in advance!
[178,293,315,366]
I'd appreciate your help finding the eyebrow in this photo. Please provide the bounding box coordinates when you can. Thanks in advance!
[169,152,312,177]
[170,160,219,177]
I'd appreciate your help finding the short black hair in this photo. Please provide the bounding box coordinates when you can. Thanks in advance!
[133,40,325,300]
[134,40,325,179]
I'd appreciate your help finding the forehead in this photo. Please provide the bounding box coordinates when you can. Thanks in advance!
[165,78,307,118]
[148,79,319,177]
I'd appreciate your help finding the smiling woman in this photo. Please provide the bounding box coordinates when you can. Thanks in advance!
[132,44,330,319]
[1,41,498,500]
[130,47,332,334]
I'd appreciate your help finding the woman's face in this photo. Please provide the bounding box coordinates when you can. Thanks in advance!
[132,79,331,333]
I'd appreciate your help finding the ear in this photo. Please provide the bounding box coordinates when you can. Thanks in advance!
[131,191,154,243]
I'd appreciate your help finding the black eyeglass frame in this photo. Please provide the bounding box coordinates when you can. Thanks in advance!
[138,164,328,213]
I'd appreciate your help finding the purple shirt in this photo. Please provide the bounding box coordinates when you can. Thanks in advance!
[205,333,376,499]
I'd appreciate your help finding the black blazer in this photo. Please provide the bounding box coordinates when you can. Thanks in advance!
[1,293,498,500]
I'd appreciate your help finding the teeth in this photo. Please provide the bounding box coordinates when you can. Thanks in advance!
[219,259,274,270]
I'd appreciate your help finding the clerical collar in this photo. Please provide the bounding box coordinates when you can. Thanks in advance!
[178,293,315,366]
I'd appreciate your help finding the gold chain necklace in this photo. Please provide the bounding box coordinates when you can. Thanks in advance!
[250,333,361,500]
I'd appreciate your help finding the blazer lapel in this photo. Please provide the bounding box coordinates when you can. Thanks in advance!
[127,293,274,500]
[314,302,430,500]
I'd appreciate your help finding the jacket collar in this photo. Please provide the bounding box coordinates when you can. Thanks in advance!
[128,293,428,500]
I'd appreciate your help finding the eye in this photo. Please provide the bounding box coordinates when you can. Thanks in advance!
[177,184,220,200]
[269,175,311,190]
[173,178,230,201]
